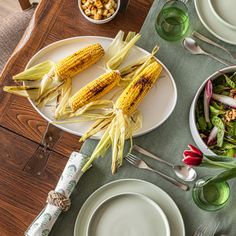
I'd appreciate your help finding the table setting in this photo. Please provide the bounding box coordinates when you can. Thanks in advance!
[1,0,236,235]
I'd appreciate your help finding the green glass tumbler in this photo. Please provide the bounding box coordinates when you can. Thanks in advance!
[192,176,230,211]
[155,0,189,41]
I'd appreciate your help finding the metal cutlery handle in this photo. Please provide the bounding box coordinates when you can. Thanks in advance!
[133,145,172,167]
[146,166,189,191]
[204,52,234,66]
[193,31,231,56]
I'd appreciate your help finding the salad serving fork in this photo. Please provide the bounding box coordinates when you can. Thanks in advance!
[125,153,189,191]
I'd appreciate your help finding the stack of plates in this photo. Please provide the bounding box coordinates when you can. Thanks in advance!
[74,179,185,236]
[195,0,236,45]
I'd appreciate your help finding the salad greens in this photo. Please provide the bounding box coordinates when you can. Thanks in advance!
[196,72,236,157]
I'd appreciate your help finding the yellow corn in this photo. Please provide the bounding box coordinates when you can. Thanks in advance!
[69,70,121,112]
[55,43,104,80]
[115,61,162,115]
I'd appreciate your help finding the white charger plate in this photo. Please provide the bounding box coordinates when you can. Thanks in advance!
[86,192,170,236]
[74,179,185,236]
[195,0,236,45]
[26,36,177,138]
[209,0,236,29]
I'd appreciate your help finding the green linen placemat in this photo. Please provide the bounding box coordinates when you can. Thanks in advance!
[51,0,236,235]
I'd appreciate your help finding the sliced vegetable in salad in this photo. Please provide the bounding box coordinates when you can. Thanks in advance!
[196,72,236,157]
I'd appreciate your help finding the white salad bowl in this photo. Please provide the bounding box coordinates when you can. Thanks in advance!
[189,66,236,155]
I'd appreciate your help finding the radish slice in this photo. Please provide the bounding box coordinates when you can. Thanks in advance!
[204,80,213,123]
[207,126,218,145]
[212,93,236,108]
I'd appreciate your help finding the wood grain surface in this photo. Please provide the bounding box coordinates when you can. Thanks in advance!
[0,0,152,235]
[18,0,31,10]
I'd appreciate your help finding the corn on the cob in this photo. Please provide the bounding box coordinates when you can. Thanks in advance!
[55,43,104,80]
[69,70,121,112]
[81,61,163,174]
[115,61,162,115]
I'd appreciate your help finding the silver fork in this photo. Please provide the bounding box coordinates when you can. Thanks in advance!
[193,225,208,236]
[125,153,189,191]
[180,0,189,4]
[193,221,220,236]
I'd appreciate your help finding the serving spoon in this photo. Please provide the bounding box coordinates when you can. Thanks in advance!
[182,37,234,66]
[133,145,197,182]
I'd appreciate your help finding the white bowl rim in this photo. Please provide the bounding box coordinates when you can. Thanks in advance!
[190,65,236,155]
[78,0,121,24]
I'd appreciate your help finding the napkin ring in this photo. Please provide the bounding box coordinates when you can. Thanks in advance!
[47,190,71,212]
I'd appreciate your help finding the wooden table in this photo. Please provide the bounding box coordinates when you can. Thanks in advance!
[0,0,153,235]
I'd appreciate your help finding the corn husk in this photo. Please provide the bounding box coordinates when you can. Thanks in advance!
[13,61,54,81]
[3,85,39,97]
[81,109,142,174]
[105,31,141,70]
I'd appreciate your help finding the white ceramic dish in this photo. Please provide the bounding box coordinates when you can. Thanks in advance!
[78,0,120,24]
[189,66,236,155]
[74,179,185,236]
[26,36,177,139]
[86,192,170,236]
[194,0,236,45]
[208,0,236,30]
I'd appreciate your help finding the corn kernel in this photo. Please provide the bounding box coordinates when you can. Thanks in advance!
[109,7,115,14]
[97,8,103,15]
[107,12,112,18]
[105,2,112,10]
[91,7,97,15]
[81,0,87,4]
[95,0,103,8]
[103,9,108,16]
[84,1,90,7]
[94,13,102,20]
[81,4,87,10]
[110,0,116,6]
[85,9,91,15]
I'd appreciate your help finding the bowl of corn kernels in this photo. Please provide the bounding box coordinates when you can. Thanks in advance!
[79,0,120,24]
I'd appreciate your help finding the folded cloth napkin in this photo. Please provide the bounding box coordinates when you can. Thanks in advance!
[25,152,88,236]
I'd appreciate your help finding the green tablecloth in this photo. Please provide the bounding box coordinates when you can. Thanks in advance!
[51,0,236,235]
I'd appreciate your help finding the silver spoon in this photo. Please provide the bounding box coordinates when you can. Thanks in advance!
[133,145,197,182]
[182,37,234,66]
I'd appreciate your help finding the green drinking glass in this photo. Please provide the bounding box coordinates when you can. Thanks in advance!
[155,0,189,41]
[192,176,230,211]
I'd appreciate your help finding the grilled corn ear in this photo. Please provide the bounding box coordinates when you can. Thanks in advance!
[115,61,162,115]
[69,70,121,112]
[55,43,105,80]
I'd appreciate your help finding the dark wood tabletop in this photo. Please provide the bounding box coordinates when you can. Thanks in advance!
[0,0,153,235]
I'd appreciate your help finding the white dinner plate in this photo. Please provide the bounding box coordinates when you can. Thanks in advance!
[86,192,170,236]
[74,179,185,236]
[195,0,236,45]
[209,0,236,29]
[26,36,177,138]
